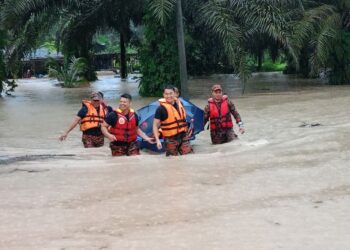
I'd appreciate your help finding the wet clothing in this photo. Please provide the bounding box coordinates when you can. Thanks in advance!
[104,110,140,156]
[82,134,104,148]
[77,102,112,136]
[155,99,192,155]
[105,111,139,128]
[208,96,233,130]
[108,109,138,143]
[210,128,237,144]
[204,96,242,144]
[109,141,140,156]
[155,102,180,121]
[164,132,193,156]
[158,99,187,137]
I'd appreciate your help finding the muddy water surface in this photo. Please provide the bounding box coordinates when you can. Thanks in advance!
[0,73,349,250]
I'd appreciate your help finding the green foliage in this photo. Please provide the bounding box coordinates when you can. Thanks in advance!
[45,57,60,70]
[328,31,350,84]
[0,29,18,96]
[288,0,350,83]
[139,13,180,96]
[185,21,233,75]
[48,57,88,88]
[0,52,6,95]
[148,0,176,26]
[41,41,57,53]
[250,52,287,72]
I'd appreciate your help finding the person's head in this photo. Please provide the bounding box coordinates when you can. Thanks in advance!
[90,92,102,107]
[163,85,176,103]
[211,84,223,101]
[98,91,104,99]
[174,87,180,98]
[118,93,132,111]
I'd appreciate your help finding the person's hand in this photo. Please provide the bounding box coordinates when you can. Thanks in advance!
[156,140,162,150]
[107,134,117,141]
[145,137,156,144]
[59,133,68,141]
[187,129,193,137]
[239,127,245,134]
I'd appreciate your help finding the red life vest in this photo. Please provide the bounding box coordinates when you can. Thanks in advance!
[109,109,137,142]
[208,95,233,130]
[80,100,106,131]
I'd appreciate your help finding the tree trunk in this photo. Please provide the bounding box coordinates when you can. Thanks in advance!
[176,0,189,99]
[257,52,263,71]
[120,32,127,80]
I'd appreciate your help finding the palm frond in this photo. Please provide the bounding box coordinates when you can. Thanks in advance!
[148,0,176,26]
[289,4,336,50]
[200,0,242,58]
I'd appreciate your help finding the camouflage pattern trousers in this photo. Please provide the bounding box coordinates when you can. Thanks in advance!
[164,133,193,156]
[82,134,104,148]
[109,141,140,156]
[210,128,238,144]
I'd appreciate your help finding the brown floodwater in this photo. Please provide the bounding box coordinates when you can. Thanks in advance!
[0,72,326,153]
[1,72,350,250]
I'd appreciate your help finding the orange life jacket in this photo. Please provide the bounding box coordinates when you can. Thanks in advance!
[108,109,137,142]
[80,100,106,131]
[159,98,187,137]
[208,95,233,130]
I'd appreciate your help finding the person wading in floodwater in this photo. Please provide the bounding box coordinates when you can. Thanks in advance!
[59,92,112,147]
[204,84,245,144]
[153,85,193,156]
[101,93,155,156]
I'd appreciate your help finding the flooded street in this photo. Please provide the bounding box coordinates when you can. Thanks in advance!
[0,73,350,249]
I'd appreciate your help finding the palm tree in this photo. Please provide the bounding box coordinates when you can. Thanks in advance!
[148,0,306,93]
[1,0,144,80]
[198,0,301,92]
[290,0,350,83]
[148,0,189,97]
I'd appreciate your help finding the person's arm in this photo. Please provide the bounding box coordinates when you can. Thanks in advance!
[228,99,245,134]
[203,104,210,128]
[59,116,81,141]
[101,121,116,141]
[137,128,155,144]
[153,118,162,149]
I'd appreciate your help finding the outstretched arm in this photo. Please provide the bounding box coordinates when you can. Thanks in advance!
[203,104,210,127]
[59,116,81,141]
[137,128,155,144]
[228,100,245,134]
[101,121,116,141]
[153,118,162,149]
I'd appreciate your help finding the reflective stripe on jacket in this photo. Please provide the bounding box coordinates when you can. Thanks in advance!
[109,109,137,142]
[208,95,233,130]
[159,98,187,137]
[80,100,106,131]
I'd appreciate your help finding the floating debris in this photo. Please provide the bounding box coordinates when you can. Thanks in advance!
[299,122,322,128]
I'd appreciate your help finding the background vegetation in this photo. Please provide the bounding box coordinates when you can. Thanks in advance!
[0,0,349,95]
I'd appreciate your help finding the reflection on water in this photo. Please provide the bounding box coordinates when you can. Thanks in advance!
[0,72,327,152]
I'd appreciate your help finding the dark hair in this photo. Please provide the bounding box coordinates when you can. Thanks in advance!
[120,93,132,101]
[98,91,104,98]
[163,85,175,92]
